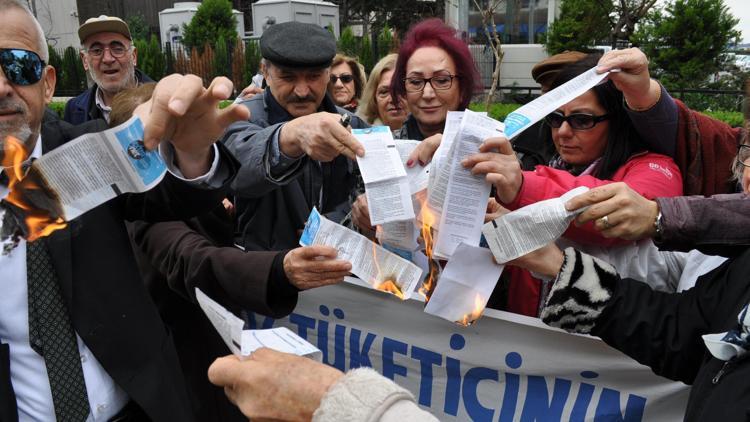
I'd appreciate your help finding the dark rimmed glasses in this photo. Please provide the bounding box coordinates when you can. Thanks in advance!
[544,111,610,130]
[83,43,131,58]
[737,144,750,168]
[330,74,354,84]
[403,72,457,93]
[0,48,45,86]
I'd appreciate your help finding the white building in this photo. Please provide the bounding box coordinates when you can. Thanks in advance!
[250,0,339,38]
[33,0,81,49]
[159,2,245,48]
[447,0,561,88]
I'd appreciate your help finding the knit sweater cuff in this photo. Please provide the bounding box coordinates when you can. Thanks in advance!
[313,368,416,422]
[540,247,618,334]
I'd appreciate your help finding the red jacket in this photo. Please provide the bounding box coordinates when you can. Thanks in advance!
[501,152,683,316]
[504,151,683,247]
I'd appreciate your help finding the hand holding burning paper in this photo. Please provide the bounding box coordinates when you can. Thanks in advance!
[1,135,65,246]
[0,117,167,247]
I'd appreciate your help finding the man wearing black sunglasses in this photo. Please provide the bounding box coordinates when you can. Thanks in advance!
[63,15,153,125]
[0,1,250,421]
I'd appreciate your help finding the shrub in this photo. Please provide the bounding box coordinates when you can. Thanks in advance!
[182,0,237,52]
[468,103,521,121]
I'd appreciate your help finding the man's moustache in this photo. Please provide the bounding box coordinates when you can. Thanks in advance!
[286,95,316,104]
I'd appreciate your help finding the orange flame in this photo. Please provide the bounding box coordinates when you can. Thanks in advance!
[370,241,405,300]
[375,280,405,299]
[417,202,441,302]
[1,136,66,241]
[456,293,485,327]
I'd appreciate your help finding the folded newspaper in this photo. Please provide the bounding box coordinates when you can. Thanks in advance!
[196,288,321,360]
[6,116,166,222]
[300,208,423,300]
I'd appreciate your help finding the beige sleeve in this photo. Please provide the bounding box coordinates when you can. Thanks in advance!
[312,367,439,422]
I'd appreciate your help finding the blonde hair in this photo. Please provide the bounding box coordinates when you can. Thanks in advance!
[109,83,156,127]
[329,53,366,100]
[356,54,398,124]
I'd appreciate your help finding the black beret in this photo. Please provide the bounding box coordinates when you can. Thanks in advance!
[260,22,337,68]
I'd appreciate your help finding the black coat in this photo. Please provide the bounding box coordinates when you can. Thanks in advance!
[223,90,368,251]
[0,118,236,422]
[593,247,750,421]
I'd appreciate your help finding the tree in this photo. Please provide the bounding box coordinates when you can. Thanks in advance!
[633,0,741,88]
[359,34,373,73]
[473,0,505,110]
[126,13,150,41]
[377,24,395,57]
[243,40,261,87]
[608,0,659,46]
[544,0,613,54]
[182,0,237,52]
[213,34,229,79]
[338,26,358,57]
[61,46,85,92]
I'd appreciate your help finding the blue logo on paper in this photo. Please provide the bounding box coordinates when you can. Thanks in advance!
[300,208,321,246]
[503,112,531,138]
[352,126,390,135]
[115,118,166,186]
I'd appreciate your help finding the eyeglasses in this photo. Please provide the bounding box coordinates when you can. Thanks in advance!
[737,144,750,168]
[403,72,457,92]
[83,43,131,58]
[330,74,354,84]
[544,111,610,130]
[0,48,45,86]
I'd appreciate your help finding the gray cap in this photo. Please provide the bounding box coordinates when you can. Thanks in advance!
[260,22,336,68]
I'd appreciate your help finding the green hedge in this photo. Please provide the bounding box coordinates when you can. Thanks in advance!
[47,101,744,127]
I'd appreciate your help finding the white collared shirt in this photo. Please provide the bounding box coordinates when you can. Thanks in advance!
[0,137,128,421]
[94,87,112,123]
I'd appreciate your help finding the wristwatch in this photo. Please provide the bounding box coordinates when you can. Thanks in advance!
[653,210,663,240]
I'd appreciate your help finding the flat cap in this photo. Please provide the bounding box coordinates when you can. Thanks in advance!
[261,22,336,68]
[78,15,132,44]
[532,51,587,87]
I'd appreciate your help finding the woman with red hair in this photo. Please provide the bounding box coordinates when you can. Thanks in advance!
[352,18,481,231]
[391,18,481,142]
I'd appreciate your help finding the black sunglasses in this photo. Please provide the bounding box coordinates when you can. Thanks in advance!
[0,48,45,86]
[545,111,610,130]
[330,74,354,84]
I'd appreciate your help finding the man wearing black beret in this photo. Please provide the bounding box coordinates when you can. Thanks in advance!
[223,21,369,251]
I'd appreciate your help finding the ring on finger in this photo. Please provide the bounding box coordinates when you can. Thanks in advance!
[599,215,612,229]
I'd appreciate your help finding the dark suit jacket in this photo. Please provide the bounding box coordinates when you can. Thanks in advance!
[0,118,236,422]
[128,205,298,421]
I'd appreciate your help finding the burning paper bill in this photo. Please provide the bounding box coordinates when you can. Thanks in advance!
[423,243,504,326]
[0,116,166,242]
[300,208,423,300]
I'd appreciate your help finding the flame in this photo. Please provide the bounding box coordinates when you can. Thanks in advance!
[417,202,441,302]
[375,280,405,299]
[456,293,485,327]
[1,136,66,241]
[370,241,405,300]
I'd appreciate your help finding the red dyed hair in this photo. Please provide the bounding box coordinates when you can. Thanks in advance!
[391,18,480,110]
